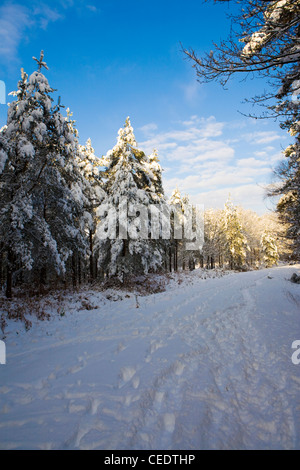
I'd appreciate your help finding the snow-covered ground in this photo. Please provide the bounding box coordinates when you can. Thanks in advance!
[0,265,300,450]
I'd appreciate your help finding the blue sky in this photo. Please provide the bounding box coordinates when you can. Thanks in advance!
[0,0,289,214]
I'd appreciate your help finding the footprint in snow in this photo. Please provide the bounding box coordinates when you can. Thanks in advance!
[163,413,176,433]
[174,361,185,376]
[119,366,138,388]
[154,391,165,410]
[88,397,101,415]
[132,376,140,389]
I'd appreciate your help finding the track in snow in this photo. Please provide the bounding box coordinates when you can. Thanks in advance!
[0,265,300,450]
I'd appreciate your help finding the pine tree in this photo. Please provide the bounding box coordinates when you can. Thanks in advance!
[146,148,170,271]
[260,231,279,268]
[223,196,249,270]
[273,122,300,259]
[168,187,184,271]
[168,189,201,271]
[0,52,88,296]
[146,149,164,201]
[76,135,106,280]
[95,117,165,279]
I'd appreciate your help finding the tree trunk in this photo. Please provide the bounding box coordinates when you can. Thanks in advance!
[95,258,98,279]
[200,253,204,268]
[0,243,3,286]
[122,239,128,257]
[40,266,47,285]
[89,229,94,280]
[6,249,13,299]
[78,256,81,285]
[72,252,77,289]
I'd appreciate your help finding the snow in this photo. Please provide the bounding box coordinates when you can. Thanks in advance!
[0,149,7,174]
[0,265,300,450]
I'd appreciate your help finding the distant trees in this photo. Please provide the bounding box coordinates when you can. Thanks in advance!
[202,208,225,269]
[261,231,279,267]
[168,189,202,272]
[202,197,283,271]
[158,191,283,272]
[223,196,249,270]
[201,197,283,271]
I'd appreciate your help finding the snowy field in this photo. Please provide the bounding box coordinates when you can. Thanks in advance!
[0,264,300,450]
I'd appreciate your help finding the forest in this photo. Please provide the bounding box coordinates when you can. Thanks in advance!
[0,53,289,299]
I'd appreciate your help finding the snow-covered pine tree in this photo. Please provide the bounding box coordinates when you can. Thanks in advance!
[144,148,171,271]
[274,127,300,260]
[168,187,184,271]
[78,137,101,182]
[146,149,164,201]
[0,68,35,297]
[223,195,249,270]
[0,52,88,296]
[95,117,165,279]
[168,188,200,271]
[236,207,263,268]
[260,231,279,268]
[64,108,105,285]
[76,135,106,280]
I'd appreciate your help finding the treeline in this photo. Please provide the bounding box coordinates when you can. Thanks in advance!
[0,53,287,298]
[173,191,286,272]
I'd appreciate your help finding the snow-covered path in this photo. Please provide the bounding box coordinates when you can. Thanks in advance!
[0,265,300,450]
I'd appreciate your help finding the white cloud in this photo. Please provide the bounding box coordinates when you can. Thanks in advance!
[139,122,158,137]
[176,184,272,215]
[163,163,271,197]
[243,131,283,145]
[59,0,74,8]
[181,115,224,137]
[139,116,228,161]
[236,157,269,168]
[181,80,201,104]
[137,114,280,214]
[0,0,83,64]
[33,4,63,29]
[0,4,32,60]
[254,150,268,158]
[86,5,97,12]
